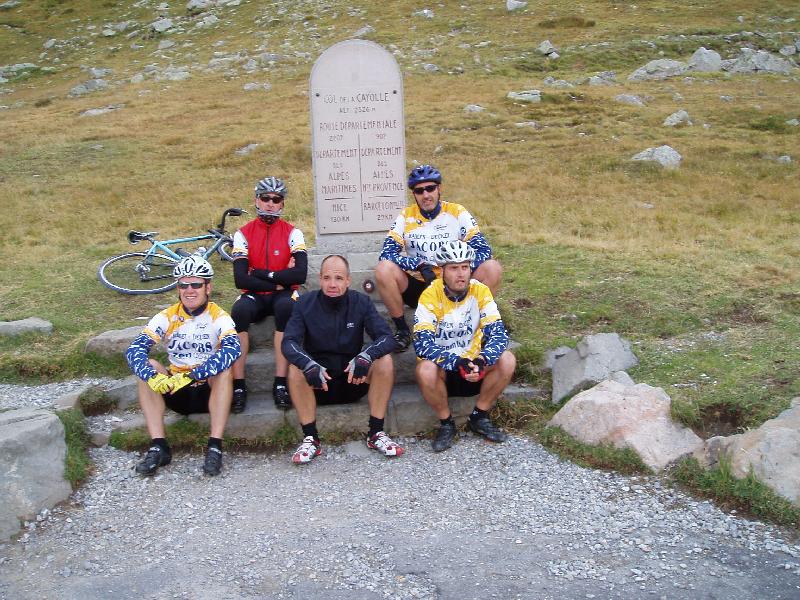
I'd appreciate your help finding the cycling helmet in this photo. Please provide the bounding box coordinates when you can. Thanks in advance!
[255,177,287,199]
[172,255,214,280]
[434,240,475,266]
[407,164,442,189]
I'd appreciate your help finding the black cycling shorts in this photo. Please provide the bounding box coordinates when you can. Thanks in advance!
[314,371,369,405]
[231,290,295,332]
[164,381,211,415]
[445,370,483,398]
[401,274,429,309]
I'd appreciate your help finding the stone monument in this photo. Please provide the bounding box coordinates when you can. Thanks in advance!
[308,39,406,291]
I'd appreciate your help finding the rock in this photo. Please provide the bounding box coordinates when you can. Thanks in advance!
[551,333,639,403]
[353,25,374,38]
[158,40,176,50]
[587,71,616,86]
[787,118,800,126]
[720,95,734,102]
[102,29,116,37]
[663,109,692,127]
[779,45,796,56]
[542,346,572,371]
[422,63,440,72]
[709,402,800,506]
[0,317,53,336]
[506,0,527,11]
[628,59,689,81]
[90,431,111,447]
[69,79,109,97]
[0,409,72,541]
[43,39,57,49]
[463,104,485,112]
[547,51,560,60]
[688,47,722,72]
[537,40,556,56]
[615,94,646,107]
[156,67,190,81]
[234,142,259,155]
[242,82,271,92]
[150,18,174,34]
[0,0,20,8]
[515,121,541,129]
[609,371,635,386]
[199,14,219,27]
[84,325,143,357]
[543,76,573,88]
[87,67,112,78]
[507,89,541,103]
[776,155,792,164]
[187,0,214,14]
[722,48,795,74]
[80,104,124,117]
[631,145,682,169]
[549,380,703,470]
[102,376,139,410]
[413,9,434,19]
[54,386,93,410]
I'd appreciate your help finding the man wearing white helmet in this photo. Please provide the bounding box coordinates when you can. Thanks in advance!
[413,240,516,453]
[126,255,242,476]
[229,176,308,413]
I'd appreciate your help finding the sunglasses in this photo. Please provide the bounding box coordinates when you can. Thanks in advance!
[412,184,438,195]
[177,282,206,289]
[257,195,284,204]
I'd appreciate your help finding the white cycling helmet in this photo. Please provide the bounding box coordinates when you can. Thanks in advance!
[173,255,214,280]
[434,240,475,266]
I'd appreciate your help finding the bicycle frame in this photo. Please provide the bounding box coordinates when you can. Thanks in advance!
[141,232,229,262]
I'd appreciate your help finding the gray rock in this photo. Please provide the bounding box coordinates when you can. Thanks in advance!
[628,59,689,81]
[551,333,639,403]
[84,325,143,356]
[543,76,573,88]
[242,82,270,92]
[199,14,219,27]
[720,94,734,102]
[54,386,92,410]
[722,48,795,74]
[777,155,792,164]
[514,120,541,128]
[787,118,800,126]
[0,409,72,541]
[506,0,527,11]
[663,109,692,127]
[542,346,572,371]
[0,317,53,336]
[187,0,214,14]
[150,17,174,34]
[587,71,617,86]
[688,47,722,72]
[463,104,485,113]
[234,142,259,155]
[422,63,440,72]
[615,94,646,107]
[101,376,138,410]
[631,145,682,169]
[69,79,108,97]
[537,40,556,56]
[608,370,635,386]
[353,25,374,38]
[43,39,57,49]
[549,380,703,470]
[413,9,434,19]
[158,39,176,50]
[156,67,190,81]
[779,45,796,56]
[0,0,20,8]
[80,104,124,117]
[507,89,541,103]
[102,29,116,37]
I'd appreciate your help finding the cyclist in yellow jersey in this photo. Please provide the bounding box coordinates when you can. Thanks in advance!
[126,256,241,476]
[375,164,502,352]
[413,240,515,452]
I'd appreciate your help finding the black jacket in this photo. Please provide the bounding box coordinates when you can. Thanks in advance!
[281,289,397,373]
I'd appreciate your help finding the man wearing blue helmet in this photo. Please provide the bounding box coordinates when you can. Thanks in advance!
[375,164,502,351]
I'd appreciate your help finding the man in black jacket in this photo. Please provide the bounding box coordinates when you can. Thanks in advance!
[281,255,403,464]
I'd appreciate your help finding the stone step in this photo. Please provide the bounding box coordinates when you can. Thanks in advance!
[111,383,537,439]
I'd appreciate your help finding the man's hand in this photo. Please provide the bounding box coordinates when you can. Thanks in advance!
[167,372,193,393]
[147,373,172,394]
[455,357,485,382]
[471,356,487,381]
[345,351,372,384]
[303,360,331,391]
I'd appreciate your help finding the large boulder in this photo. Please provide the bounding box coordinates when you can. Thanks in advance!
[0,409,72,541]
[688,47,722,72]
[628,59,689,81]
[722,48,795,74]
[695,399,800,506]
[84,325,143,356]
[551,333,638,403]
[0,317,53,336]
[631,145,682,169]
[550,380,703,470]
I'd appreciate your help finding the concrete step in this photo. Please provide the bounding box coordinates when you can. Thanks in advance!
[111,383,537,439]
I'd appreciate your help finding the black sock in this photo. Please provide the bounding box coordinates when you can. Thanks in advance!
[208,437,222,451]
[392,316,409,332]
[274,376,287,389]
[152,438,170,453]
[368,416,384,437]
[233,378,246,392]
[440,415,454,427]
[470,407,488,422]
[301,421,319,440]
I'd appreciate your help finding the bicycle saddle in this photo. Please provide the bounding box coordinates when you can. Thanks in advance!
[127,230,158,244]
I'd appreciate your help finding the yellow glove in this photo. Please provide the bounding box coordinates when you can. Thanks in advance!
[168,372,193,393]
[147,373,171,394]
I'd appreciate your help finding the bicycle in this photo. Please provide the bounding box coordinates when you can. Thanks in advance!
[97,207,247,295]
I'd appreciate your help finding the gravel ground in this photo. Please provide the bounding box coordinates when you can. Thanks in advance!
[1,383,799,599]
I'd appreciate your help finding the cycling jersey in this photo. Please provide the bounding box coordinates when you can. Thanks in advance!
[379,200,492,280]
[232,218,306,294]
[413,279,509,371]
[126,301,241,382]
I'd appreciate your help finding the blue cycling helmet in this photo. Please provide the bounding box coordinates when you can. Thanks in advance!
[407,164,442,189]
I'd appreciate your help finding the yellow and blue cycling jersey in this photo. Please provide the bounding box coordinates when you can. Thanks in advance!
[126,301,241,382]
[413,279,509,371]
[379,200,492,280]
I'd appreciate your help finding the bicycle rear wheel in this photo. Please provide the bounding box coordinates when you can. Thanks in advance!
[98,252,178,295]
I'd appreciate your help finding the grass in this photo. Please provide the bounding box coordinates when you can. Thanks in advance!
[57,408,91,487]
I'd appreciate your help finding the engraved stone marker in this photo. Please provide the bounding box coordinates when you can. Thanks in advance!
[309,39,406,242]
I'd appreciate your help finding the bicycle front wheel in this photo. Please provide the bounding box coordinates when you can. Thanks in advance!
[98,252,178,295]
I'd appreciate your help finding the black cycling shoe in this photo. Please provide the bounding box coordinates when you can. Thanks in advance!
[393,329,412,352]
[468,416,508,443]
[135,445,172,476]
[273,385,292,410]
[232,387,247,414]
[432,422,458,453]
[202,447,223,476]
